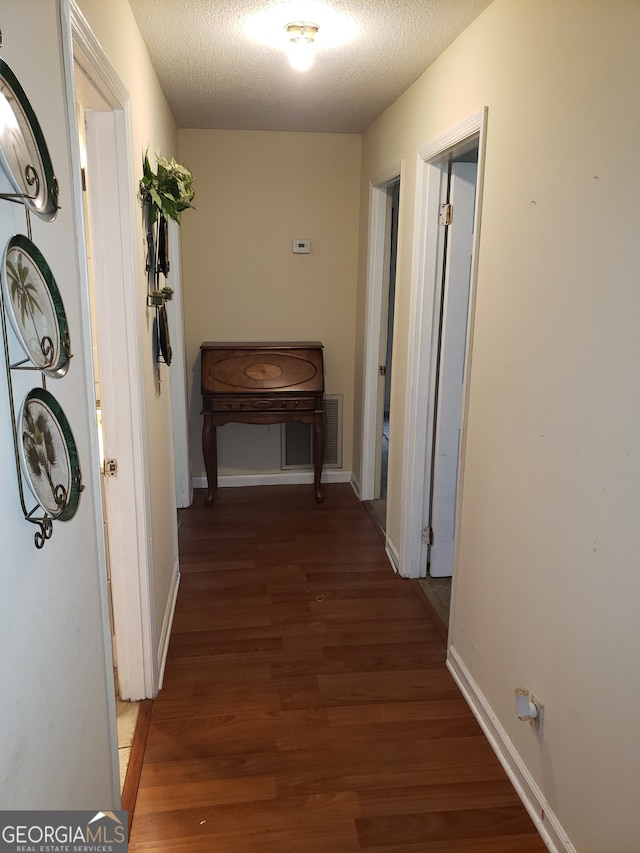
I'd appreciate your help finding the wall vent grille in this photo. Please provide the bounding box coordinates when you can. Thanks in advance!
[281,394,342,469]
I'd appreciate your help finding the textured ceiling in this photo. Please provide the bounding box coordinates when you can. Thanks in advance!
[128,0,493,133]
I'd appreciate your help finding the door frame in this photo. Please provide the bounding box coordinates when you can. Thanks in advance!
[360,161,403,502]
[71,2,157,699]
[398,108,488,581]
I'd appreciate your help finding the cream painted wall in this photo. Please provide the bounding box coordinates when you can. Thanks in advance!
[0,0,117,807]
[355,1,640,850]
[76,0,180,651]
[178,130,361,480]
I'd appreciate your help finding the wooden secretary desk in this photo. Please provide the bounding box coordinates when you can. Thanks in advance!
[200,342,325,505]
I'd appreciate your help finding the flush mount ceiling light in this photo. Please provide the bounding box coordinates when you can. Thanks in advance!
[285,21,319,71]
[242,5,358,57]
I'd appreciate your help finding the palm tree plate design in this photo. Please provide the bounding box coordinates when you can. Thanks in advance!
[0,58,58,220]
[19,388,82,521]
[2,234,71,376]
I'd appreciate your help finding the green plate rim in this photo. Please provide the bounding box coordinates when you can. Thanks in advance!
[0,57,58,221]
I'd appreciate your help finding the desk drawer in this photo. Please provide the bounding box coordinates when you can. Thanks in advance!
[204,396,318,413]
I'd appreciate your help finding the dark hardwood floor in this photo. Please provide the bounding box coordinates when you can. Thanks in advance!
[129,484,545,852]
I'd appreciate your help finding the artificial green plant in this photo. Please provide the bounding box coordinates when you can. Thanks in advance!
[139,150,195,224]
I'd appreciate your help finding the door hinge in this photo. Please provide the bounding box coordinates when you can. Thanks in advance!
[379,365,386,376]
[439,203,453,226]
[423,525,434,546]
[103,458,118,477]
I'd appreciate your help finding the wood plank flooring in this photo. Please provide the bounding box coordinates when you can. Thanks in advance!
[129,484,546,852]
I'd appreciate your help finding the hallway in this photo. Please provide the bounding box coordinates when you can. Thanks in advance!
[129,484,545,851]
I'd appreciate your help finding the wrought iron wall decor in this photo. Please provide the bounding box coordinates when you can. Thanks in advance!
[0,55,83,549]
[145,209,173,366]
[139,151,194,369]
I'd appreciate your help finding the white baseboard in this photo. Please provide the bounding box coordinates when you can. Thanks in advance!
[157,559,180,691]
[350,472,361,499]
[447,645,575,853]
[192,470,352,489]
[385,535,400,574]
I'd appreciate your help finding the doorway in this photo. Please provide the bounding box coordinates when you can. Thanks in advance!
[360,168,402,533]
[417,151,478,625]
[368,178,400,532]
[426,154,478,579]
[398,109,487,609]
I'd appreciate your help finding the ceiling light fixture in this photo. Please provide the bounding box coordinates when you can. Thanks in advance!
[285,21,319,72]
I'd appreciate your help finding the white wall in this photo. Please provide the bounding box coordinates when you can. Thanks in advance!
[354,1,640,850]
[0,0,117,807]
[178,129,361,482]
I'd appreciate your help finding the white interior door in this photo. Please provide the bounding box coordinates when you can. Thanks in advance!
[428,161,477,577]
[81,107,157,699]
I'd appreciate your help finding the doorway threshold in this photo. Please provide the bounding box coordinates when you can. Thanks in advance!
[416,575,451,632]
[363,499,386,540]
[120,698,153,833]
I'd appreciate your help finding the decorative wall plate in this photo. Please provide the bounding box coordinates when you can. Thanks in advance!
[0,58,58,220]
[18,388,82,521]
[2,234,71,376]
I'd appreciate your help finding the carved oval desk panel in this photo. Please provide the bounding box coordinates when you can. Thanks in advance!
[244,362,283,381]
[202,346,323,394]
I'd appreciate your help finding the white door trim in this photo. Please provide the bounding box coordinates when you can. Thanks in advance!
[398,108,488,580]
[71,2,157,699]
[360,161,402,501]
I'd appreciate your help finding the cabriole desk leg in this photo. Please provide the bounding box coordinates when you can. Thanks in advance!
[202,413,217,506]
[313,410,325,504]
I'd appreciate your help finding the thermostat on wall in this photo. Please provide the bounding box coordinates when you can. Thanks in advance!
[292,239,310,254]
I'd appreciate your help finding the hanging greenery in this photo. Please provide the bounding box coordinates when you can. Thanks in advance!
[139,150,195,224]
[139,151,194,368]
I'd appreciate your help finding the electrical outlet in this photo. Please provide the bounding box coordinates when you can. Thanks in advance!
[530,694,544,733]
